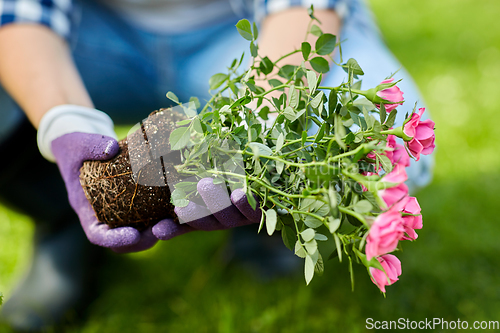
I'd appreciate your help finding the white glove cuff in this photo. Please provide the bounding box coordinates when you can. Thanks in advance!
[37,105,117,162]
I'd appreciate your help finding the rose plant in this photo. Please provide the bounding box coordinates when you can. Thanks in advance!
[164,8,435,292]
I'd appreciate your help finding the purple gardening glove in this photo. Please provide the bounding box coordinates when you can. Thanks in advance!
[152,177,262,240]
[51,132,159,253]
[37,105,159,253]
[40,105,261,251]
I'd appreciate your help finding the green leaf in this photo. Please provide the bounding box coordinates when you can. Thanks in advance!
[311,91,324,108]
[309,57,330,73]
[314,122,326,143]
[192,117,203,133]
[288,85,299,108]
[183,103,198,118]
[247,188,257,211]
[353,199,373,213]
[345,132,355,144]
[230,95,251,108]
[304,215,323,228]
[300,198,316,211]
[259,56,274,75]
[314,201,330,216]
[328,186,337,209]
[278,65,298,80]
[333,233,342,262]
[189,96,200,109]
[209,73,228,90]
[295,241,307,258]
[385,109,398,128]
[379,155,393,173]
[281,225,296,251]
[328,89,338,114]
[314,253,324,276]
[301,228,315,242]
[170,188,189,207]
[268,79,283,89]
[248,142,273,157]
[328,217,341,233]
[310,24,323,37]
[250,42,258,57]
[305,255,315,285]
[304,239,318,255]
[379,104,387,123]
[314,233,328,241]
[265,209,278,235]
[252,21,259,40]
[354,98,376,113]
[283,106,296,121]
[258,106,270,120]
[276,132,284,152]
[169,126,191,150]
[315,33,337,55]
[350,111,361,127]
[276,160,284,174]
[219,104,230,114]
[307,70,317,95]
[304,164,338,183]
[174,181,198,192]
[176,119,192,126]
[334,115,347,149]
[236,19,253,41]
[301,42,311,60]
[166,91,179,103]
[343,58,364,76]
[212,178,225,185]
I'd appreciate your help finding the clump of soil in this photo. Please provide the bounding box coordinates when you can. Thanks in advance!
[79,108,186,230]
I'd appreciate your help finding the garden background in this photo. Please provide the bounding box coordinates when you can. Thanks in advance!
[1,0,499,331]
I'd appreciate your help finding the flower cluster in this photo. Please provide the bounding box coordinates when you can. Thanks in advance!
[361,92,433,292]
[168,13,436,292]
[404,108,436,161]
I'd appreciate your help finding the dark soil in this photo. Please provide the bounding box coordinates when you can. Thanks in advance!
[79,108,186,230]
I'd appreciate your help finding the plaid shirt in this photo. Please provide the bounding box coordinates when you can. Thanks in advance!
[0,0,345,39]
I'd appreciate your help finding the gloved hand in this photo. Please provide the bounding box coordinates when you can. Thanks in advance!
[38,105,157,253]
[152,177,262,240]
[38,105,261,252]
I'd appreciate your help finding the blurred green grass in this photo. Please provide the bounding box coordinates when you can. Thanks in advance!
[2,0,500,331]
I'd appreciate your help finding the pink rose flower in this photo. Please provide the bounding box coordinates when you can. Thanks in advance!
[385,135,397,163]
[379,164,409,209]
[375,78,404,112]
[403,108,436,161]
[368,135,396,163]
[366,209,405,260]
[400,197,423,241]
[369,254,402,293]
[368,135,411,169]
[392,143,411,167]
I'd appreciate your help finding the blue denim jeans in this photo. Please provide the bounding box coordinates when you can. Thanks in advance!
[0,0,433,190]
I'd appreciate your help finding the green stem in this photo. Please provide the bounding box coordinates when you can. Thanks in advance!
[274,49,302,64]
[338,206,368,228]
[179,168,309,199]
[201,85,229,114]
[254,84,290,98]
[290,210,325,221]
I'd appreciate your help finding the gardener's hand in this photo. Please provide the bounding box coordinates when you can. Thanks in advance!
[38,105,158,253]
[151,178,262,240]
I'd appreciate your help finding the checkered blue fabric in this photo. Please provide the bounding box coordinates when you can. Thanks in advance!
[254,0,348,22]
[0,0,347,39]
[0,0,72,38]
